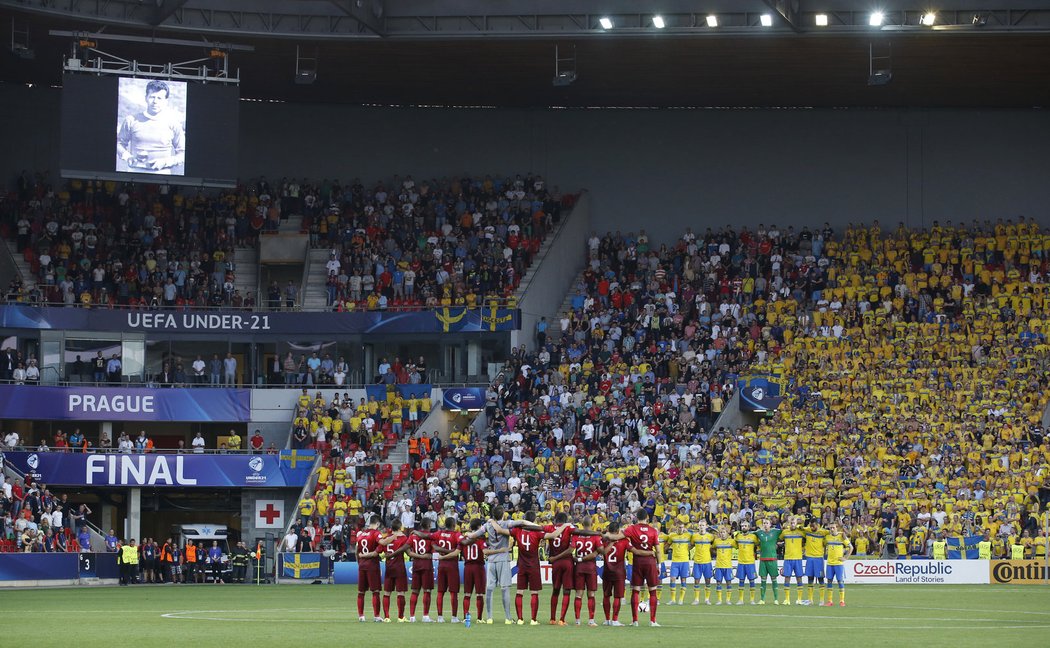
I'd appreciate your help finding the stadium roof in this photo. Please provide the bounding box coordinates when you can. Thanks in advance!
[2,0,1050,108]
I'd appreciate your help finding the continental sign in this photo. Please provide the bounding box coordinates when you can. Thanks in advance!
[989,560,1050,584]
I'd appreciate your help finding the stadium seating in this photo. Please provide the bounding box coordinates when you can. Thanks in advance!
[2,174,572,311]
[310,220,1050,561]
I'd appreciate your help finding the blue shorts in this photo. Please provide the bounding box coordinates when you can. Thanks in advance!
[714,567,734,583]
[805,558,825,578]
[670,562,690,579]
[659,563,667,579]
[825,564,845,583]
[782,559,804,578]
[735,563,757,581]
[692,562,713,581]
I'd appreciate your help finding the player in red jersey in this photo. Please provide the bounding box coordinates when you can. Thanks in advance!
[431,517,463,623]
[606,509,661,626]
[355,515,384,622]
[378,520,411,622]
[461,519,487,622]
[407,519,435,622]
[491,511,545,625]
[570,517,603,627]
[542,512,576,625]
[601,520,631,626]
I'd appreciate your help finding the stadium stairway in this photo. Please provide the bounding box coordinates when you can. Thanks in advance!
[511,210,576,305]
[301,247,331,311]
[545,269,585,345]
[232,246,258,304]
[279,214,304,234]
[4,240,37,296]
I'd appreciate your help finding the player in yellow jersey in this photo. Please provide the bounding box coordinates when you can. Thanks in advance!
[780,515,806,605]
[712,526,736,605]
[734,521,759,605]
[665,520,692,605]
[822,522,852,607]
[690,520,715,605]
[803,519,829,606]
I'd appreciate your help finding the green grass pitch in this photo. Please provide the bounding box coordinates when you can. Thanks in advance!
[7,584,1050,647]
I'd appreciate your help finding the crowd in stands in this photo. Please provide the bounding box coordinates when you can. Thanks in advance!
[307,173,571,310]
[3,173,255,308]
[290,219,1050,562]
[1,471,95,553]
[1,171,574,312]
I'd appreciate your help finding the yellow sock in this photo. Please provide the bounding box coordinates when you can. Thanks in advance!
[694,587,701,602]
[705,585,710,601]
[819,585,826,602]
[678,588,686,604]
[807,585,813,601]
[839,588,845,604]
[825,588,832,603]
[717,590,723,603]
[749,589,755,602]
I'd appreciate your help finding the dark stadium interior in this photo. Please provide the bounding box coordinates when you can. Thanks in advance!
[2,12,1050,108]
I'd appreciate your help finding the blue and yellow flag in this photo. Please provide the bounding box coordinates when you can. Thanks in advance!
[281,552,321,579]
[946,536,982,559]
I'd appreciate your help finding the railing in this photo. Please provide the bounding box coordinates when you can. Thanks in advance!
[5,445,268,455]
[0,298,519,313]
[1,378,488,389]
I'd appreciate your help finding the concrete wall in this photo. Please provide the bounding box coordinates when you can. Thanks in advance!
[511,192,591,352]
[4,85,1050,244]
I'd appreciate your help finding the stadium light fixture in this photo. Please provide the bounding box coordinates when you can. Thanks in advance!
[815,14,829,27]
[652,15,665,29]
[760,14,773,27]
[869,12,884,26]
[599,16,613,30]
[921,12,936,26]
[706,15,718,27]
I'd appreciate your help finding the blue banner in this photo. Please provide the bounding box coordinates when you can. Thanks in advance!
[0,553,79,581]
[442,387,486,411]
[3,451,315,488]
[0,385,250,422]
[0,305,519,336]
[280,552,322,579]
[947,535,983,560]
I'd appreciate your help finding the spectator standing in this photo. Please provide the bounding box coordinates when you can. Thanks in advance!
[209,354,222,386]
[223,353,237,386]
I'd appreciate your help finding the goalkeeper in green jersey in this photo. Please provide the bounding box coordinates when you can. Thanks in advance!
[755,517,782,605]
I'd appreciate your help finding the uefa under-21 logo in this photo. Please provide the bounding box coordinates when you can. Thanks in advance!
[248,457,265,473]
[27,453,40,470]
[751,387,765,401]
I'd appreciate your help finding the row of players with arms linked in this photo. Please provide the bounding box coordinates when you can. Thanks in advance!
[350,510,852,628]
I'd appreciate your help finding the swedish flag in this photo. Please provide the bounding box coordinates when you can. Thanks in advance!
[281,553,321,579]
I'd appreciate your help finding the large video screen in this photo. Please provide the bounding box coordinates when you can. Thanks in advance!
[115,78,187,176]
[61,74,238,186]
